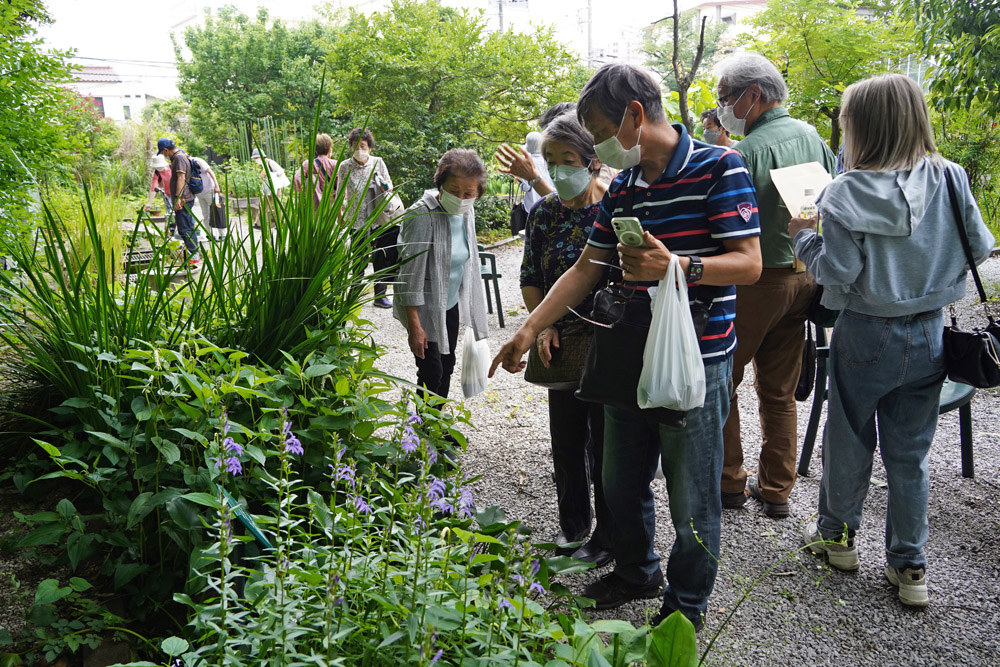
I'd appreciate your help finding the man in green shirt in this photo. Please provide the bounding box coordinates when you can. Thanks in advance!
[715,53,838,518]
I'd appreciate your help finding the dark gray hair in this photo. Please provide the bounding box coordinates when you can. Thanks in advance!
[577,63,666,126]
[716,53,788,104]
[539,102,576,129]
[542,112,597,166]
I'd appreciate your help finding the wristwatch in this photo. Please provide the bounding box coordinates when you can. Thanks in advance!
[526,176,540,188]
[686,255,704,284]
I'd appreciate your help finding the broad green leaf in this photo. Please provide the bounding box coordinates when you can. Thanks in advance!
[160,637,189,656]
[304,363,337,378]
[68,577,92,592]
[180,492,221,509]
[647,611,697,667]
[34,579,72,606]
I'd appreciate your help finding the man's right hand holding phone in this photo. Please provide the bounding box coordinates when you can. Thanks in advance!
[618,230,682,282]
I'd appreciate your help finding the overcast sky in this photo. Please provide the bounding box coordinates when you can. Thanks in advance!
[37,0,671,97]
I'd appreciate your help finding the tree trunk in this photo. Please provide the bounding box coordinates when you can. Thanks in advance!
[830,111,841,155]
[678,85,692,134]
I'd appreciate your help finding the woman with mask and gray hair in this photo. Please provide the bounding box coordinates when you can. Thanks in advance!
[520,112,613,566]
[791,74,993,608]
[393,148,490,400]
[336,127,399,308]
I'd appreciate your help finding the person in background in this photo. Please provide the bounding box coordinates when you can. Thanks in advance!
[521,112,613,567]
[191,156,222,241]
[491,63,761,630]
[336,128,399,308]
[250,148,287,228]
[539,101,578,131]
[700,108,737,149]
[714,52,838,519]
[293,133,338,211]
[157,138,200,265]
[145,154,172,212]
[791,73,993,607]
[393,148,490,399]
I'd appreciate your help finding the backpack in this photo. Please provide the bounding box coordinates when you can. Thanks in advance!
[187,156,205,194]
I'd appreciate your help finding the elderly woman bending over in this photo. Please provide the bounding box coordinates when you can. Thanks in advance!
[393,148,490,398]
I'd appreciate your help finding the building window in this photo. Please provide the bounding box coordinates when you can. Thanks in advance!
[123,105,131,120]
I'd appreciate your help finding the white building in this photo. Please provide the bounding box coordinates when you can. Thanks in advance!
[66,66,163,123]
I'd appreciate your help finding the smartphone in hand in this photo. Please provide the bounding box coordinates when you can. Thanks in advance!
[611,217,645,247]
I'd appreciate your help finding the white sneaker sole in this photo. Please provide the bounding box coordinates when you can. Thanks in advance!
[885,566,929,607]
[803,523,860,571]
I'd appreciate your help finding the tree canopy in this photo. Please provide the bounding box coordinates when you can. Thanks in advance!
[743,0,913,151]
[174,6,337,151]
[904,0,1000,115]
[324,0,583,202]
[0,0,75,229]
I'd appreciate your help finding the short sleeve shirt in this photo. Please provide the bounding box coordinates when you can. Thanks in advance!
[587,124,761,363]
[169,150,195,203]
[520,194,603,326]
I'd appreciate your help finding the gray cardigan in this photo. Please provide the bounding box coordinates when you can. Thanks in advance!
[393,189,490,354]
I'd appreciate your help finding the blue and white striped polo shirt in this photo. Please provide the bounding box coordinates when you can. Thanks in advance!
[588,123,761,363]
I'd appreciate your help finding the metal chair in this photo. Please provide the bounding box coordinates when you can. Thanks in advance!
[797,328,977,478]
[478,244,504,328]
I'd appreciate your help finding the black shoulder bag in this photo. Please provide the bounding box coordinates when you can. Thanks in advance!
[575,172,714,428]
[942,169,1000,388]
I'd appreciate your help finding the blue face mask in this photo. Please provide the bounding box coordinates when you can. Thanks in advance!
[703,129,720,145]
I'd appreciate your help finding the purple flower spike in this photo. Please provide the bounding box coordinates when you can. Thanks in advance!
[531,560,540,576]
[222,437,243,456]
[221,410,231,435]
[336,465,356,488]
[431,497,453,514]
[512,574,525,585]
[429,649,443,665]
[334,596,344,607]
[282,420,292,436]
[401,426,420,454]
[499,597,515,611]
[427,476,446,501]
[407,411,422,426]
[350,494,373,515]
[284,434,304,455]
[427,446,438,466]
[529,581,545,595]
[458,488,474,518]
[225,457,243,476]
[414,515,427,530]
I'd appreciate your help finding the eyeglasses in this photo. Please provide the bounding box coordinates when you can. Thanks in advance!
[715,89,745,108]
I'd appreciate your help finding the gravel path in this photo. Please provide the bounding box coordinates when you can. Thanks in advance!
[366,239,1000,666]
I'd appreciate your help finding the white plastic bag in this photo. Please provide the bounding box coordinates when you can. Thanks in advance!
[461,330,490,398]
[637,254,706,411]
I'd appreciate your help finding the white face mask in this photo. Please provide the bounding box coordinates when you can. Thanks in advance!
[593,109,642,170]
[439,189,475,215]
[549,164,592,200]
[717,88,753,137]
[354,148,369,163]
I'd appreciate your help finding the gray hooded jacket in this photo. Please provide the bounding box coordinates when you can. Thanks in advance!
[794,158,994,317]
[393,189,490,354]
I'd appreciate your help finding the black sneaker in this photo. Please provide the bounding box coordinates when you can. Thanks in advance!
[722,490,748,509]
[571,539,613,568]
[651,597,705,632]
[581,570,665,610]
[748,477,789,519]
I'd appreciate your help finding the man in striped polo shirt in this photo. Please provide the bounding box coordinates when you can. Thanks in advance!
[491,63,762,629]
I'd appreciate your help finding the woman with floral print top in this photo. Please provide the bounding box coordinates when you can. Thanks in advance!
[519,112,613,568]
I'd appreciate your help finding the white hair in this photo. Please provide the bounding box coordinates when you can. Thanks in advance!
[716,53,788,104]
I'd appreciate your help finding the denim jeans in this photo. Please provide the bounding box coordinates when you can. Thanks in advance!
[817,309,946,570]
[603,355,732,618]
[174,204,199,255]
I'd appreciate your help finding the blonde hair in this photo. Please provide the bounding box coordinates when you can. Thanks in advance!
[840,74,941,172]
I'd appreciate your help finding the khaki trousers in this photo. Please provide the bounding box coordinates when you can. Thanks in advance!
[721,269,816,503]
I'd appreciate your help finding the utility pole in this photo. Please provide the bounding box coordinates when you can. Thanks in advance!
[498,0,504,34]
[588,0,593,68]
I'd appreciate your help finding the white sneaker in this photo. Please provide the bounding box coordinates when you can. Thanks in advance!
[885,565,929,607]
[803,521,860,571]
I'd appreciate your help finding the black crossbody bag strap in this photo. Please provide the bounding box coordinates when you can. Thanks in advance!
[944,168,989,305]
